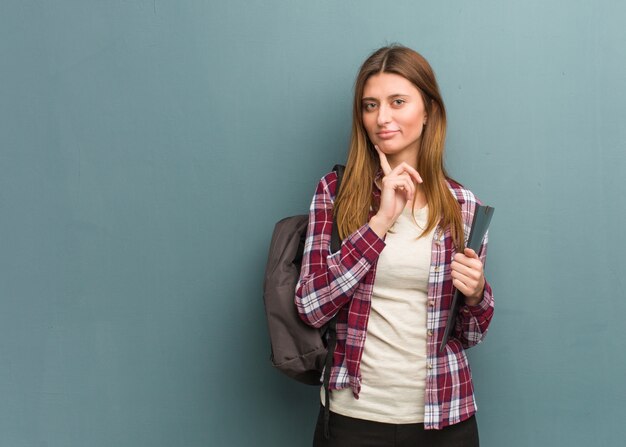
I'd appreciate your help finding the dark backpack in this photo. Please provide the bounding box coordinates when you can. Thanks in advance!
[263,165,345,385]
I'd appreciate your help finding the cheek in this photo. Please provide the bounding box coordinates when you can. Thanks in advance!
[401,109,425,136]
[362,115,376,137]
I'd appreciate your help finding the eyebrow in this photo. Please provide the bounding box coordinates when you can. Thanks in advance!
[361,94,409,102]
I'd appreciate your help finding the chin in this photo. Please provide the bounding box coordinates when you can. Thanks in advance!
[377,143,403,154]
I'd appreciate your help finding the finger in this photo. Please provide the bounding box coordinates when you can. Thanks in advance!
[452,279,476,297]
[451,258,483,281]
[383,176,413,194]
[453,253,483,269]
[375,145,392,175]
[407,179,415,201]
[384,172,415,202]
[382,177,414,202]
[452,272,484,299]
[464,248,479,259]
[451,267,481,288]
[399,177,415,200]
[393,162,423,184]
[452,278,473,296]
[397,172,415,197]
[451,260,482,281]
[388,170,421,199]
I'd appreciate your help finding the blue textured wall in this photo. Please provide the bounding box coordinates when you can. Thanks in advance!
[1,1,625,445]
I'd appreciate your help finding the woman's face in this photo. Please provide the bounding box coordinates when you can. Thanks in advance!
[361,72,427,163]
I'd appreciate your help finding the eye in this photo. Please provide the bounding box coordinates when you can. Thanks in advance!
[392,99,406,106]
[363,102,377,111]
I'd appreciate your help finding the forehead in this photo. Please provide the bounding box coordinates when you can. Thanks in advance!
[362,72,421,98]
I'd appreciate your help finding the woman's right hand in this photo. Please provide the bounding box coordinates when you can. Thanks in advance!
[369,146,423,238]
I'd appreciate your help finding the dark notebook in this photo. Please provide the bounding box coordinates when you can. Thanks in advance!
[440,204,495,352]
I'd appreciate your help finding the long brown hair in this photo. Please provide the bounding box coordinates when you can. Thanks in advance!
[334,45,465,250]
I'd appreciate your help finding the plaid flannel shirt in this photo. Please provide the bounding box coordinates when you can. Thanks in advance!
[295,170,494,430]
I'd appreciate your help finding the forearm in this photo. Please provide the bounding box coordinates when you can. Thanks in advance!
[296,222,384,327]
[368,214,392,239]
[454,280,494,348]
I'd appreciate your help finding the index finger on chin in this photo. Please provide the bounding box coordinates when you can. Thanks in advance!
[375,145,392,175]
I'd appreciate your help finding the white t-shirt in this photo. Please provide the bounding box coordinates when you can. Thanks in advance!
[323,205,436,424]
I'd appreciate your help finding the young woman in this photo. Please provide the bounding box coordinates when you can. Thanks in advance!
[295,45,494,447]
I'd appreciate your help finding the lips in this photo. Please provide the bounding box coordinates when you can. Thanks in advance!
[377,130,399,139]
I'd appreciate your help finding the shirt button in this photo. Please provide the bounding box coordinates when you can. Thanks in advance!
[434,266,441,272]
[428,301,435,307]
[427,330,434,337]
[427,363,433,369]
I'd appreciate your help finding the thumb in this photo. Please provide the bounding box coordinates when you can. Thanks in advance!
[464,247,479,259]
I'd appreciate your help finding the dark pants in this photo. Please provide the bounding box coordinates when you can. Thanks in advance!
[313,406,479,447]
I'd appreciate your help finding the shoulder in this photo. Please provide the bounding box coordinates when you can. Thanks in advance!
[446,178,483,207]
[446,178,484,229]
[317,170,341,199]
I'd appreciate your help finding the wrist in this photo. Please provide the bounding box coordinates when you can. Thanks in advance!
[368,215,391,239]
[464,286,484,306]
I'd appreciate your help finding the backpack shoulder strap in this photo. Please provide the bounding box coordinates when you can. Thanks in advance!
[330,164,345,254]
[324,163,344,439]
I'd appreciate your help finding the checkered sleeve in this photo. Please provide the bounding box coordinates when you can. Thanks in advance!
[295,173,385,328]
[455,229,494,348]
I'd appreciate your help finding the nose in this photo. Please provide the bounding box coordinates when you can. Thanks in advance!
[376,104,391,127]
